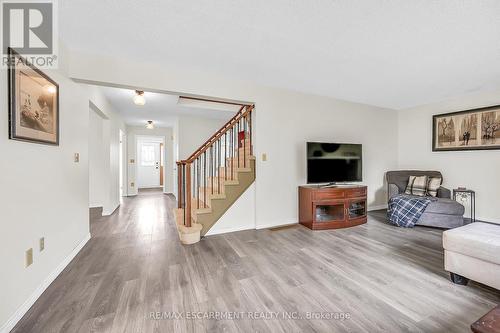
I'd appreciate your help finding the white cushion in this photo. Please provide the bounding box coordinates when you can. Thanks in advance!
[443,222,500,265]
[445,250,500,290]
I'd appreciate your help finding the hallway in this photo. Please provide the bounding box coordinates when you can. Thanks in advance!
[12,191,500,332]
[13,189,184,332]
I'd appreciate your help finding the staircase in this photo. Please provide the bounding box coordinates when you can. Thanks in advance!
[176,104,255,244]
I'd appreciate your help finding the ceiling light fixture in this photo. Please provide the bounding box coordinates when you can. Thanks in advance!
[133,90,146,105]
[146,120,154,129]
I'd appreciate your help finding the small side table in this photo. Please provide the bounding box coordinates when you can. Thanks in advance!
[471,305,500,333]
[453,188,476,223]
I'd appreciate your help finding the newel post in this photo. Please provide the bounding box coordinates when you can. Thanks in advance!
[185,163,192,227]
[177,162,183,209]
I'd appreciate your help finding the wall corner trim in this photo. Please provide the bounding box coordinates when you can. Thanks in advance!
[0,233,91,333]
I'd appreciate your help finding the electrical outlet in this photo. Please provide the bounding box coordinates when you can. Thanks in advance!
[74,153,80,163]
[131,182,135,187]
[130,159,135,164]
[40,237,45,251]
[26,248,33,267]
[262,153,267,161]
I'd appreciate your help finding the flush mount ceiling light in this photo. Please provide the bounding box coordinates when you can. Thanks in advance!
[146,120,154,129]
[133,90,146,105]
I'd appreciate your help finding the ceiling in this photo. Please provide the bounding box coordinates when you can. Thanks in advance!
[61,1,500,110]
[96,86,237,127]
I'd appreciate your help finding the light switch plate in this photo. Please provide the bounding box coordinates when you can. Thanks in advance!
[74,153,80,163]
[131,182,135,187]
[130,159,135,164]
[26,248,33,267]
[262,153,267,161]
[40,237,45,251]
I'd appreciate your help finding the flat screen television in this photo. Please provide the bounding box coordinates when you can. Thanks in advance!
[307,142,362,183]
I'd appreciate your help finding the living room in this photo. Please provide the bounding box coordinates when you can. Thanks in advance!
[1,1,499,332]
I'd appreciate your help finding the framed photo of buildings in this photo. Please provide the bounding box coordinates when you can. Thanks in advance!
[8,48,59,145]
[433,105,500,151]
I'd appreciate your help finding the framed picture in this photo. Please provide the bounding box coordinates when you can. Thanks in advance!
[433,105,500,151]
[8,48,59,145]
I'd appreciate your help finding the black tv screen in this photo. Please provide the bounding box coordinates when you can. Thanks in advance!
[307,142,362,183]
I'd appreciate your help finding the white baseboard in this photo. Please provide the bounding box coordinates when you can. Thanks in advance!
[206,219,300,235]
[368,204,388,211]
[476,216,500,225]
[256,219,298,230]
[205,225,255,236]
[0,233,91,333]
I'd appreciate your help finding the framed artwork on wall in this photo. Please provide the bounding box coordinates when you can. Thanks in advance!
[432,105,500,151]
[8,48,59,145]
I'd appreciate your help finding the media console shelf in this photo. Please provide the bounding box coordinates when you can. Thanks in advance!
[299,185,367,230]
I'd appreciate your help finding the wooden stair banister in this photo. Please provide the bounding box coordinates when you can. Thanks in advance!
[177,104,254,231]
[185,105,253,163]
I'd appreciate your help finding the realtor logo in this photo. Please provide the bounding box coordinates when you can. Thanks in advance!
[1,0,58,68]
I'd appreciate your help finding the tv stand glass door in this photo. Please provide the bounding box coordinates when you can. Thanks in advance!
[348,199,366,219]
[314,201,345,222]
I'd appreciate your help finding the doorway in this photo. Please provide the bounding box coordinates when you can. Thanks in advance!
[119,129,125,196]
[136,136,164,189]
[88,107,106,209]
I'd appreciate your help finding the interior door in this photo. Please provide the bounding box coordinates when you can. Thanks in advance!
[138,142,161,188]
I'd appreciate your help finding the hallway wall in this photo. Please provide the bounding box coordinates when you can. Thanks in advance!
[0,50,126,331]
[0,62,91,331]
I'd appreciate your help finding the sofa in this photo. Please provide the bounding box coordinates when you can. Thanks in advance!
[386,170,465,229]
[443,222,500,289]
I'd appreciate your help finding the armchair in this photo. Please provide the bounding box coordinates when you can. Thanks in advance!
[386,170,465,229]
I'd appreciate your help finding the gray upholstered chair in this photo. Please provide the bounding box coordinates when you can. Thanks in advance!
[386,170,465,229]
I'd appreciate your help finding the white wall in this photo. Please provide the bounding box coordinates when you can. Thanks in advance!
[206,183,256,235]
[126,126,174,195]
[254,89,398,227]
[68,51,399,230]
[398,89,500,224]
[0,46,129,331]
[178,115,227,160]
[0,65,91,331]
[88,109,105,207]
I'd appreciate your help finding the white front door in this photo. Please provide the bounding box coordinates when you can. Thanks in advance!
[138,141,161,188]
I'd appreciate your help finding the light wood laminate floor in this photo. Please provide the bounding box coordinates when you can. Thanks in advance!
[12,190,499,332]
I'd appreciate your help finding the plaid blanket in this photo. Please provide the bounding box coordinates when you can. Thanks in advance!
[387,194,437,228]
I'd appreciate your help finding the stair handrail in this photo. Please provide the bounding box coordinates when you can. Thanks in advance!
[177,103,254,228]
[183,104,253,163]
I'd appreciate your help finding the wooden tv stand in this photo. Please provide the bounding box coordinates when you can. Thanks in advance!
[299,185,367,230]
